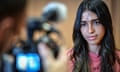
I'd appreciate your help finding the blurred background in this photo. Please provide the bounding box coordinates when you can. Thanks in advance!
[23,0,120,49]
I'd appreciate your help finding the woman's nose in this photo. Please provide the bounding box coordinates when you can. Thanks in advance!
[88,24,95,34]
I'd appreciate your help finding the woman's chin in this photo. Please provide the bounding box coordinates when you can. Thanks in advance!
[87,40,100,45]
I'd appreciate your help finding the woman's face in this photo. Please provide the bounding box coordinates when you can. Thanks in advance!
[80,10,105,45]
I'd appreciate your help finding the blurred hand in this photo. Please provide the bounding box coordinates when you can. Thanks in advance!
[38,43,68,72]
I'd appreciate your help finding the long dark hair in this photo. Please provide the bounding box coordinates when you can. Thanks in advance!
[72,0,116,72]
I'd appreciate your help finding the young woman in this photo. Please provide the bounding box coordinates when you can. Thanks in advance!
[67,0,120,72]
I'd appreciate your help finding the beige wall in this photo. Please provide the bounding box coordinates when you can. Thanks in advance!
[112,0,120,49]
[26,0,120,49]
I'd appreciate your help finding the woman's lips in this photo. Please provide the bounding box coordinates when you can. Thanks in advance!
[88,35,97,40]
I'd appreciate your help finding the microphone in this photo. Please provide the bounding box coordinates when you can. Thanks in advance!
[41,2,67,22]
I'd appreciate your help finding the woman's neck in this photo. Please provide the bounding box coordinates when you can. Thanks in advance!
[88,44,101,55]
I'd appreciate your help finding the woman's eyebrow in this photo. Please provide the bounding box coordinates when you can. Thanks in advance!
[81,18,99,22]
[91,18,99,21]
[80,21,86,24]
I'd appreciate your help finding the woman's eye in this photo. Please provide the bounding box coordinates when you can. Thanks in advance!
[80,22,87,26]
[93,20,101,25]
[81,24,86,26]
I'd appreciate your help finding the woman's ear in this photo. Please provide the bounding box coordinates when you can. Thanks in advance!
[0,17,14,31]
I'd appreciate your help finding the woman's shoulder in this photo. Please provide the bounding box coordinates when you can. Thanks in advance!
[66,48,74,72]
[114,49,120,72]
[66,48,75,62]
[66,48,73,57]
[115,49,120,62]
[115,49,120,57]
